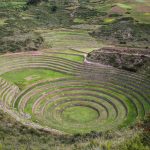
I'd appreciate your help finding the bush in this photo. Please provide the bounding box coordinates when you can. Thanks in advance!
[27,0,42,5]
[118,135,149,150]
[27,0,48,5]
[51,5,57,13]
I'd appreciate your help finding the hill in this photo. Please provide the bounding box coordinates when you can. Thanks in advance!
[0,0,150,53]
[0,1,150,150]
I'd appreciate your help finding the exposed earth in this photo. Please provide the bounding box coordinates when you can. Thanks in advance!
[87,47,150,73]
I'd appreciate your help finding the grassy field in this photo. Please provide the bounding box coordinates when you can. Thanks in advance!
[62,106,99,123]
[1,69,66,89]
[36,29,103,53]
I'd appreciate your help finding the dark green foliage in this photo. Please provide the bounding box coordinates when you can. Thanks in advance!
[118,135,149,150]
[0,27,44,53]
[27,0,41,5]
[140,114,150,147]
[91,17,150,47]
[113,114,150,150]
[51,5,57,12]
[108,13,122,17]
[76,6,106,19]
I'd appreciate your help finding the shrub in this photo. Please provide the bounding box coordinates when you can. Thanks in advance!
[51,5,57,13]
[118,135,149,150]
[27,0,42,5]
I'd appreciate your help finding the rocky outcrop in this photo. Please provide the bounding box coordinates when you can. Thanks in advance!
[86,47,150,73]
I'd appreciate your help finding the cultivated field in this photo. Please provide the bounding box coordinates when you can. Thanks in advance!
[0,0,149,149]
[0,49,149,135]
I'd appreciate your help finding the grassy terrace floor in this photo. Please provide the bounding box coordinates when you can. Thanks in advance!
[36,29,103,53]
[62,106,99,123]
[1,69,67,90]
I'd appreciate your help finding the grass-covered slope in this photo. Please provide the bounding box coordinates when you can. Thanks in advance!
[0,0,149,53]
[91,17,150,47]
[0,109,149,150]
[1,68,66,90]
[88,0,150,47]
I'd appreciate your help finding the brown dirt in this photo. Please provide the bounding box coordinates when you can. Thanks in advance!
[109,6,126,15]
[136,5,150,13]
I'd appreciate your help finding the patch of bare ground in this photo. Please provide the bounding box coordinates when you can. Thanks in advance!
[109,6,126,15]
[136,5,150,13]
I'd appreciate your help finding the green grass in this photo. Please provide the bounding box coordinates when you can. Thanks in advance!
[19,81,144,134]
[131,12,150,24]
[62,106,99,123]
[135,0,145,2]
[36,29,102,52]
[1,69,66,90]
[0,2,26,9]
[0,19,7,26]
[73,18,86,24]
[116,3,132,9]
[104,18,116,24]
[0,109,148,150]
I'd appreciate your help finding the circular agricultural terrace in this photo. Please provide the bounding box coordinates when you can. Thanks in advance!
[0,51,149,134]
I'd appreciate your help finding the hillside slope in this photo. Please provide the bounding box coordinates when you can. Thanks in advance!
[0,0,149,53]
[0,109,149,150]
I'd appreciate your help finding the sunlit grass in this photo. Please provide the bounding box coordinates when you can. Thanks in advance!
[104,18,116,24]
[116,3,132,9]
[1,69,66,90]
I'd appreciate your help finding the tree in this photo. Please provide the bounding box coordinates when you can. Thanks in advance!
[27,0,48,5]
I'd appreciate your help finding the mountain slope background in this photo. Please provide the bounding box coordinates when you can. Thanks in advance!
[0,0,150,53]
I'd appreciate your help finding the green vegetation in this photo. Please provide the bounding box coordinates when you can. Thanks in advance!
[116,3,132,9]
[103,18,116,24]
[0,109,149,150]
[117,135,150,150]
[1,68,66,89]
[62,106,99,123]
[0,0,149,53]
[0,53,149,134]
[0,19,7,26]
[0,0,149,149]
[91,17,150,47]
[37,29,101,51]
[0,1,26,9]
[73,18,86,24]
